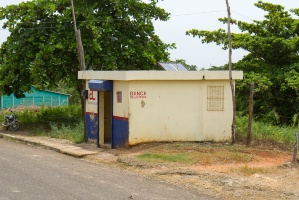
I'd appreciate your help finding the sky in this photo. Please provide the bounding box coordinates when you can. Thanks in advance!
[0,0,298,69]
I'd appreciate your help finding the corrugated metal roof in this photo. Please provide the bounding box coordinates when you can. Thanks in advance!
[31,86,70,96]
[159,62,188,71]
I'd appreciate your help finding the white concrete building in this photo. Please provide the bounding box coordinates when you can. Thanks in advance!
[78,70,243,148]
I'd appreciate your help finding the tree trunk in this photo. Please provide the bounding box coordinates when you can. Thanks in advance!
[226,0,236,144]
[77,83,87,141]
[293,131,298,162]
[247,83,255,146]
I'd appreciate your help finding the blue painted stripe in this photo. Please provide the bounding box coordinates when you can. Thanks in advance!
[85,113,99,141]
[112,116,129,148]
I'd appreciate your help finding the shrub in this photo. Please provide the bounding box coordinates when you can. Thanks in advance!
[47,122,85,144]
[236,115,297,147]
[37,105,82,126]
[0,105,84,143]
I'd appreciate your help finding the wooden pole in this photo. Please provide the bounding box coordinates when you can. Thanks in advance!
[293,131,298,162]
[226,0,236,144]
[247,83,255,145]
[70,0,87,141]
[70,0,85,70]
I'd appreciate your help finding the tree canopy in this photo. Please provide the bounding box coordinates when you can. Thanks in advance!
[187,1,299,125]
[0,0,174,98]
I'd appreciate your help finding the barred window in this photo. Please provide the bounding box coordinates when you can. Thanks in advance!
[207,86,224,111]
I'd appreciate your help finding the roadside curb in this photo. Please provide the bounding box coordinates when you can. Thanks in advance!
[0,132,99,158]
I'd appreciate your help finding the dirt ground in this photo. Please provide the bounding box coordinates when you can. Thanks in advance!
[84,142,299,200]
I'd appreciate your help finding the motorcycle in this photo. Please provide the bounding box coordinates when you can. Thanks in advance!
[2,109,20,131]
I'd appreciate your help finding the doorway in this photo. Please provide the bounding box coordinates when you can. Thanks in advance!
[99,91,112,148]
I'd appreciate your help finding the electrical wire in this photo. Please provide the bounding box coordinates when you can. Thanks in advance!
[0,9,257,31]
[171,10,226,16]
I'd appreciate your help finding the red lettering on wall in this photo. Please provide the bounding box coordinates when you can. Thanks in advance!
[130,91,147,99]
[89,90,96,101]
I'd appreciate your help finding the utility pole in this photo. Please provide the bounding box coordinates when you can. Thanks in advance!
[247,83,255,145]
[226,0,236,144]
[70,0,87,140]
[70,0,85,70]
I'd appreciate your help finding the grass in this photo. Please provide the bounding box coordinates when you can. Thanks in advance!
[236,115,297,148]
[135,142,283,176]
[136,144,253,165]
[0,106,292,177]
[0,105,84,143]
[32,123,85,144]
[230,165,274,176]
[44,122,85,144]
[32,122,85,144]
[137,153,194,163]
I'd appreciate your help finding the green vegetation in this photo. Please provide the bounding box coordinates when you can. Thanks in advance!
[187,1,299,125]
[137,144,253,165]
[236,116,297,147]
[137,153,194,163]
[0,0,173,107]
[36,105,82,126]
[135,116,297,165]
[0,105,84,143]
[46,122,84,144]
[2,106,295,147]
[230,165,273,176]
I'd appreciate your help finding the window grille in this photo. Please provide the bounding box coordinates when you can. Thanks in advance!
[207,86,224,111]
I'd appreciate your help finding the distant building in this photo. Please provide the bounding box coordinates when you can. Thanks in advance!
[78,70,243,149]
[0,86,69,109]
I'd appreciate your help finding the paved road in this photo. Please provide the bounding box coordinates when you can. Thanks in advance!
[0,139,218,200]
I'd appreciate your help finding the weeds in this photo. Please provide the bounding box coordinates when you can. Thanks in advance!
[136,147,253,165]
[45,122,84,144]
[0,105,297,149]
[137,153,194,163]
[236,115,297,147]
[0,105,84,143]
[230,165,274,176]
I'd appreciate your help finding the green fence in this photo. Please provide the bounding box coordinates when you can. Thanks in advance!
[0,88,69,109]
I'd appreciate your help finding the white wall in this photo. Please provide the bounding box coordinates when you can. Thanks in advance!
[126,80,233,145]
[80,71,242,146]
[200,80,233,141]
[85,80,98,114]
[113,81,129,118]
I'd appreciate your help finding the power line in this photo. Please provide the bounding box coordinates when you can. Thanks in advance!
[231,11,255,21]
[171,10,226,17]
[0,9,267,32]
[0,9,255,26]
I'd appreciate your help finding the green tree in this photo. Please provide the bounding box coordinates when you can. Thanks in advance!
[55,80,81,105]
[186,1,299,125]
[0,0,174,105]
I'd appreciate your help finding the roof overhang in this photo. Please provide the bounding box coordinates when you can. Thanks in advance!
[88,80,113,91]
[78,70,243,81]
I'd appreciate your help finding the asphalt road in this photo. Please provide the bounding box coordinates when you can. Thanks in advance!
[0,139,218,200]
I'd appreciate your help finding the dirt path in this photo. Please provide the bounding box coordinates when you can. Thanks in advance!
[85,142,299,200]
